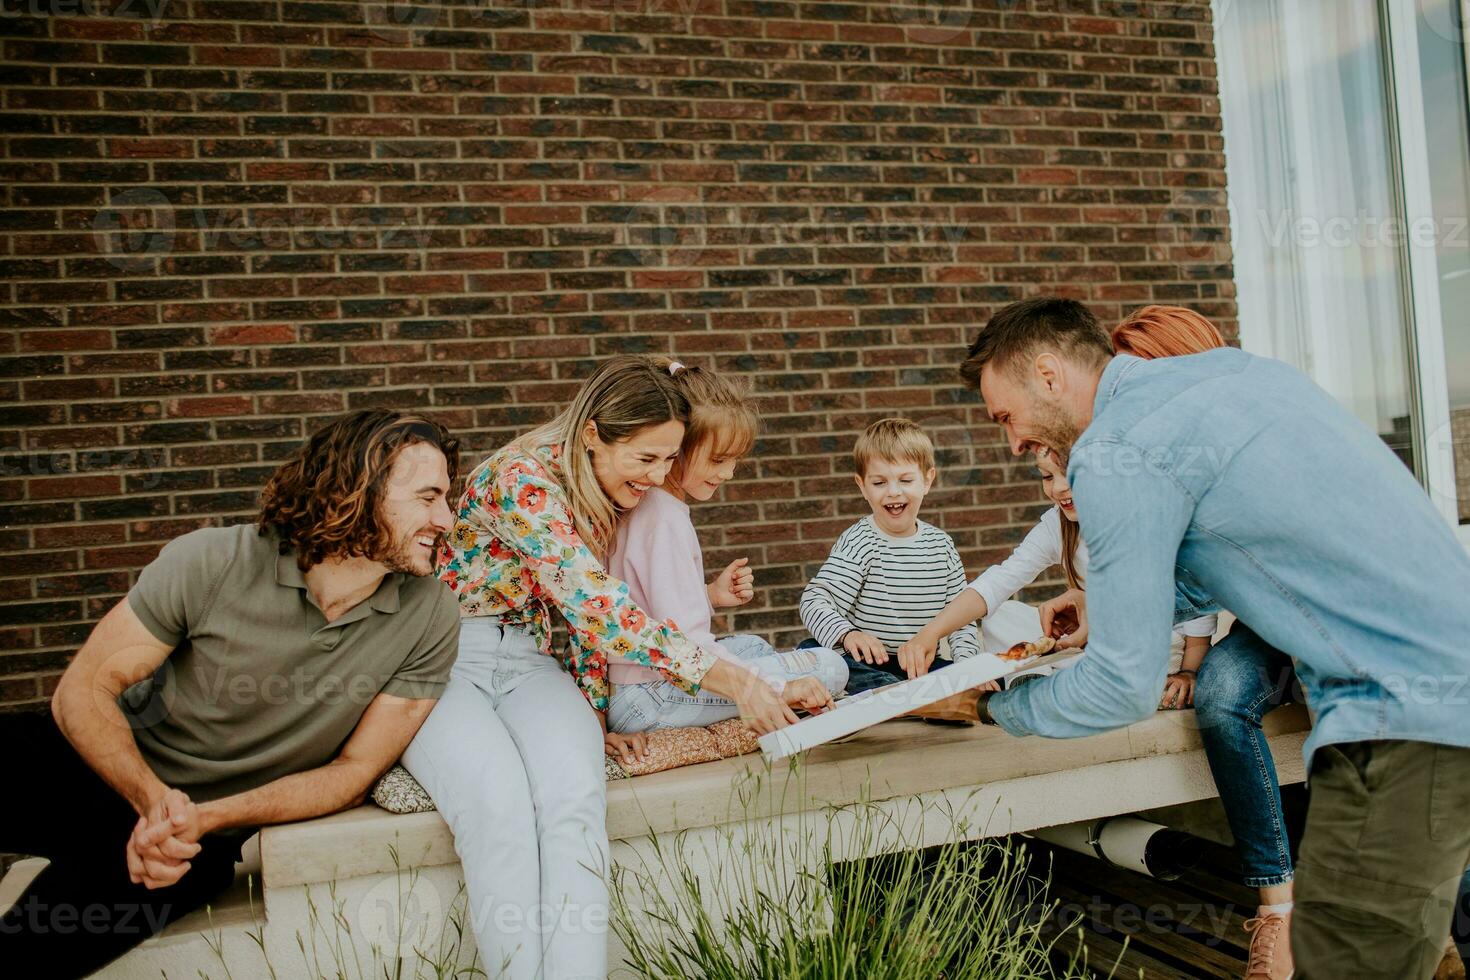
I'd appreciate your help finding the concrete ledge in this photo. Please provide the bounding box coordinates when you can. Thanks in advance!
[261,704,1312,889]
[101,704,1310,978]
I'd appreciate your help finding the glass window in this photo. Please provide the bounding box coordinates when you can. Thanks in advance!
[1415,0,1470,524]
[1215,0,1421,473]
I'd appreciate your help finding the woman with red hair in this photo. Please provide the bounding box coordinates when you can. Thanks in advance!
[1112,304,1227,359]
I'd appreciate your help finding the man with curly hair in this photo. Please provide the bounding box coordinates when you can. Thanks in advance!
[0,410,463,978]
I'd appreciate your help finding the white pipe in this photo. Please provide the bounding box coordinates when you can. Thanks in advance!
[1028,816,1203,881]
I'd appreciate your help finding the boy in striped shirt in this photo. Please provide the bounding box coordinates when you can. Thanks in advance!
[799,418,979,695]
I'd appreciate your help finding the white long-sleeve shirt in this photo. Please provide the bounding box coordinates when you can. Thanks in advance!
[969,506,1217,638]
[800,517,980,659]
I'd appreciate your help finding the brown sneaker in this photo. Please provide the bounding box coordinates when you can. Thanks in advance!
[1435,937,1467,980]
[1244,911,1293,980]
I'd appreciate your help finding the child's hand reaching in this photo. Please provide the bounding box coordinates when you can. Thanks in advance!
[897,633,937,679]
[708,557,755,608]
[782,676,834,714]
[1040,588,1089,649]
[842,630,889,665]
[1159,670,1196,709]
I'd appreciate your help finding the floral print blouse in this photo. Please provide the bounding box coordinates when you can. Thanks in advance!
[435,440,716,710]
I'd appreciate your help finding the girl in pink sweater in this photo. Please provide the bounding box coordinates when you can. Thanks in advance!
[605,362,848,748]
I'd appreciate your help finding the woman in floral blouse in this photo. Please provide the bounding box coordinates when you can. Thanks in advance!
[403,355,797,980]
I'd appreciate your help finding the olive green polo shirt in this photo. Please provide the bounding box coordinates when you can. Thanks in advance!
[122,524,459,803]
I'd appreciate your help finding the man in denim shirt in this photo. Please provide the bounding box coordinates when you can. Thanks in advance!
[962,297,1470,980]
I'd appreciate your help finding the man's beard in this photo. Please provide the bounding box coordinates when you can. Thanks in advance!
[1030,399,1084,455]
[383,528,438,577]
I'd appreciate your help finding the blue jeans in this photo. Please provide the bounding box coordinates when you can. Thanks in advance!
[607,635,848,734]
[1194,623,1300,888]
[796,636,957,695]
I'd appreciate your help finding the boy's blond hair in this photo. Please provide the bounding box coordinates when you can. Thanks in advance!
[853,417,936,477]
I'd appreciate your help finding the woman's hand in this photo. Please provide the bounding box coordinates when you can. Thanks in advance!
[708,558,755,608]
[1039,588,1089,649]
[739,680,801,735]
[1159,671,1196,710]
[604,731,650,766]
[701,660,800,735]
[897,632,938,678]
[781,676,834,714]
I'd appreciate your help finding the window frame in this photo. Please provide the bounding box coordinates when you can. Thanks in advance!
[1381,0,1469,542]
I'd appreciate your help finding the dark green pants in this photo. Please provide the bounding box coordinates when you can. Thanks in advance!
[1295,739,1470,979]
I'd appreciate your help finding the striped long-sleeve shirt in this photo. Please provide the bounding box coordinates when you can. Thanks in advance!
[799,517,979,660]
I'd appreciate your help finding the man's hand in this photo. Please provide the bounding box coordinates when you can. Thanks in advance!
[896,633,938,679]
[781,676,834,714]
[1159,670,1196,709]
[708,558,755,608]
[604,731,650,766]
[127,788,204,889]
[1039,588,1089,649]
[843,630,890,665]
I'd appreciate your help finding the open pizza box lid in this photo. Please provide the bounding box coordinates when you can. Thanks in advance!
[758,647,1082,760]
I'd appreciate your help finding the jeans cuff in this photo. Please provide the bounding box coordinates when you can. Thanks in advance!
[1241,872,1295,888]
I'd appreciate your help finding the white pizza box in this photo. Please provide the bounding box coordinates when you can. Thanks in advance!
[759,648,1081,761]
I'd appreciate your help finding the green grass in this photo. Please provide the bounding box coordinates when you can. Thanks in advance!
[196,846,486,980]
[609,767,1114,980]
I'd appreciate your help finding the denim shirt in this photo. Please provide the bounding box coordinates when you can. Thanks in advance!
[988,349,1470,767]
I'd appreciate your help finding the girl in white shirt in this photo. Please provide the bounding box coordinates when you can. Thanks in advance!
[898,447,1215,706]
[603,362,847,758]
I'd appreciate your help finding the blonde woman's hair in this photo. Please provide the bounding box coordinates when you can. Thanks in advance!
[658,359,758,488]
[853,417,936,477]
[520,355,690,559]
[1036,447,1084,591]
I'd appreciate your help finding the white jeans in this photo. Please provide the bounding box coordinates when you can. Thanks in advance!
[403,619,608,980]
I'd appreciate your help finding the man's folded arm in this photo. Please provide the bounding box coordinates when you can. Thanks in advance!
[197,691,438,833]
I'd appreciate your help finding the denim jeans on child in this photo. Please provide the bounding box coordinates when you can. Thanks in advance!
[1193,622,1301,888]
[403,618,609,980]
[819,641,955,695]
[607,634,847,733]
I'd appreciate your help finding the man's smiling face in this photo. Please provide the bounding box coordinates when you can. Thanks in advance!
[979,356,1087,458]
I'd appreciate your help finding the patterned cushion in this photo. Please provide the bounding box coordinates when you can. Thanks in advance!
[371,764,437,814]
[613,718,760,777]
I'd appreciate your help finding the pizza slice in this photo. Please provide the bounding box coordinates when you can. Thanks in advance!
[998,636,1058,661]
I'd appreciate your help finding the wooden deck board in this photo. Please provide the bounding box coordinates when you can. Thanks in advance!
[1030,838,1258,979]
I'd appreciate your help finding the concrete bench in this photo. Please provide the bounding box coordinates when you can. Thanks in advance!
[95,703,1311,978]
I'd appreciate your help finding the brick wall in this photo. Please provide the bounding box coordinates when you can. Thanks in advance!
[0,0,1236,710]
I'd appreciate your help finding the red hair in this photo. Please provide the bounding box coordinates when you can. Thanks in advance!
[1112,305,1226,359]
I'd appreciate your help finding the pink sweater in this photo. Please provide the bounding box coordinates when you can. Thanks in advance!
[606,488,782,692]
